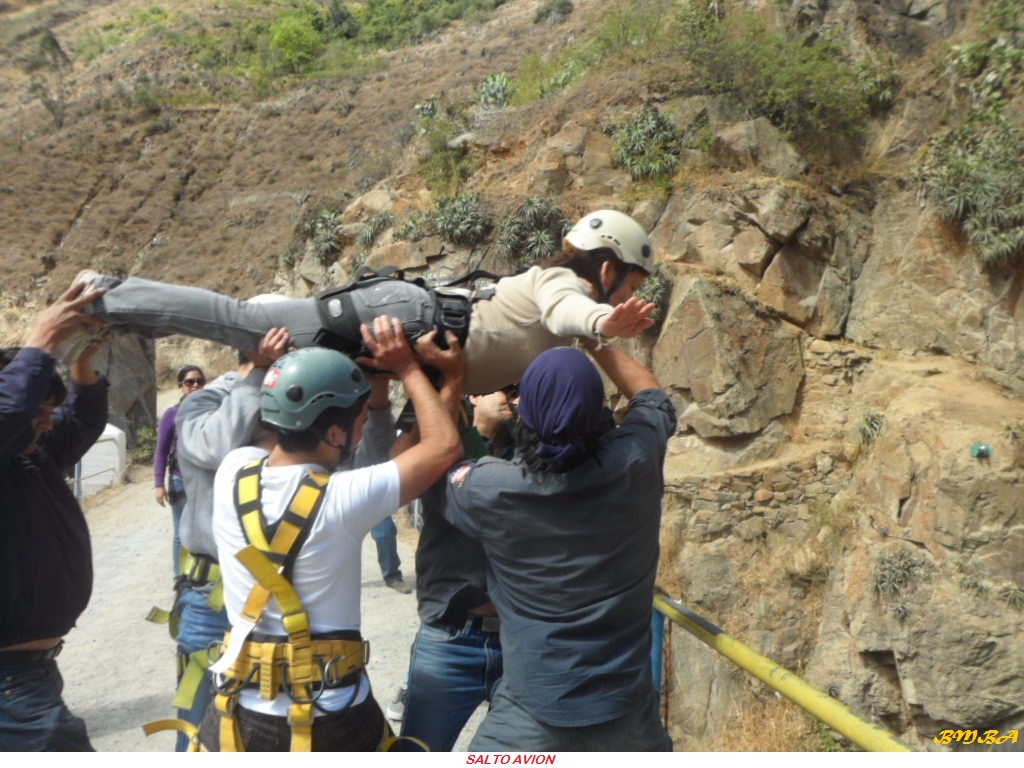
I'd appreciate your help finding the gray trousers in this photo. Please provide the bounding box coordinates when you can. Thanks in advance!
[85,274,493,392]
[469,679,673,752]
[87,276,324,353]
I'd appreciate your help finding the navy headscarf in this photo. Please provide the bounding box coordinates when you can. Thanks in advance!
[517,347,605,466]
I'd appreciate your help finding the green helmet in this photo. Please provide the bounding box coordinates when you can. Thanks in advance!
[260,347,370,431]
[563,209,655,273]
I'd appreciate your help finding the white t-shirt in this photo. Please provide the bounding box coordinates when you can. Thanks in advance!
[212,445,401,715]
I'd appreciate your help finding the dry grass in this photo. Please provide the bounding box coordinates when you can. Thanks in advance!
[690,692,826,751]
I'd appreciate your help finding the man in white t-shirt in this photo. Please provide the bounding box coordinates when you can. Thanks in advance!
[197,317,462,752]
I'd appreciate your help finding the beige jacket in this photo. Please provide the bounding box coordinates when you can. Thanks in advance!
[464,266,612,394]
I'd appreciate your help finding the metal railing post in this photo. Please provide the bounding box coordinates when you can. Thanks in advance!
[653,592,914,752]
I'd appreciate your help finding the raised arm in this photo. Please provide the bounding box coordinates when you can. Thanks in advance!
[415,329,466,420]
[594,296,656,339]
[358,317,461,506]
[351,374,396,467]
[176,328,290,468]
[583,341,662,399]
[23,281,107,357]
[388,329,469,457]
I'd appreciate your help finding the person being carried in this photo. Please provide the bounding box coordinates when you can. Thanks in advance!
[71,210,658,395]
[442,343,677,751]
[197,316,462,751]
[0,283,109,751]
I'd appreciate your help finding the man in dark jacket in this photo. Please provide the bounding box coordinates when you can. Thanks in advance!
[0,282,109,751]
[443,344,676,751]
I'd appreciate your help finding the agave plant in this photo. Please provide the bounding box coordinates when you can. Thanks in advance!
[496,197,568,266]
[611,106,681,180]
[435,194,491,246]
[358,210,394,249]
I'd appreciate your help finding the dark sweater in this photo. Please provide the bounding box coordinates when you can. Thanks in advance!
[0,347,108,646]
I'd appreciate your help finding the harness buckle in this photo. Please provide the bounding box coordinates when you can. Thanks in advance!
[281,665,326,705]
[212,665,257,697]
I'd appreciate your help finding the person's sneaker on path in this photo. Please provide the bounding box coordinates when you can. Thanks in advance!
[385,577,412,595]
[386,686,407,721]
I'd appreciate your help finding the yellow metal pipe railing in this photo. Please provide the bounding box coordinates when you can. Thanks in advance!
[653,592,914,752]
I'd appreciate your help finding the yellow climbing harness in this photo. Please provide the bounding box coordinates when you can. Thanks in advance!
[145,458,421,751]
[217,458,339,751]
[145,548,226,715]
[146,458,337,751]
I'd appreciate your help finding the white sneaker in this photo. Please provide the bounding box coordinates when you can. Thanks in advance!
[56,270,107,365]
[71,269,104,297]
[385,686,406,721]
[55,326,108,366]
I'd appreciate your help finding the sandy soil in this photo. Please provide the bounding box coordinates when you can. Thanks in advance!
[59,405,484,751]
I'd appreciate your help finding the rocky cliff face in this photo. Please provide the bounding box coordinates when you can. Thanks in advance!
[1,0,1021,751]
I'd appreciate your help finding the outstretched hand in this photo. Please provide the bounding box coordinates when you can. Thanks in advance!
[414,329,464,383]
[24,280,108,355]
[356,316,418,377]
[595,297,656,339]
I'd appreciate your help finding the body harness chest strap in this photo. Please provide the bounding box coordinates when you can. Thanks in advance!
[147,459,421,751]
[149,458,364,751]
[216,457,350,752]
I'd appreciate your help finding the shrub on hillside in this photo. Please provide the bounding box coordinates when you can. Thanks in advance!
[479,72,514,108]
[919,0,1024,267]
[610,106,681,181]
[534,0,573,26]
[359,210,394,249]
[496,198,568,266]
[269,10,326,73]
[673,7,870,149]
[921,116,1024,268]
[435,194,490,246]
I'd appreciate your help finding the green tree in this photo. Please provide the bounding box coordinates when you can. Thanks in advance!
[270,11,325,73]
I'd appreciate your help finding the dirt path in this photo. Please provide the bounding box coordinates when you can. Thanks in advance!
[59,463,481,751]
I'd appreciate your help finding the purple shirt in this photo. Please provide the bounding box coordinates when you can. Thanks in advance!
[154,403,180,487]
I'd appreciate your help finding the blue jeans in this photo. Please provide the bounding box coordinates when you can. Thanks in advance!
[168,475,186,577]
[174,586,230,752]
[0,658,93,751]
[371,516,402,582]
[399,620,503,751]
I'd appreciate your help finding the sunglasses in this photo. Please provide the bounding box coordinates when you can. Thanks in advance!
[182,378,205,387]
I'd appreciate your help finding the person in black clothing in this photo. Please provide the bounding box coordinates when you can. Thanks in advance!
[0,282,110,751]
[396,385,517,751]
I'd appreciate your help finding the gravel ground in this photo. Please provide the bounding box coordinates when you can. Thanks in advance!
[59,457,484,752]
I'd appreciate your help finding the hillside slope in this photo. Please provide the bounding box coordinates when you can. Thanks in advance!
[2,0,1023,752]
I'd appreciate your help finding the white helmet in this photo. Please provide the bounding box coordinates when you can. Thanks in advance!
[563,210,654,272]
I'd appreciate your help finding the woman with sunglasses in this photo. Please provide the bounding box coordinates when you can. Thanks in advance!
[155,365,206,576]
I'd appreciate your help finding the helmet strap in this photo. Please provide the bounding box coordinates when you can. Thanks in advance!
[320,426,353,465]
[598,260,630,305]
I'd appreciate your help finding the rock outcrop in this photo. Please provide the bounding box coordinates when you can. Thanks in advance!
[1,0,1021,753]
